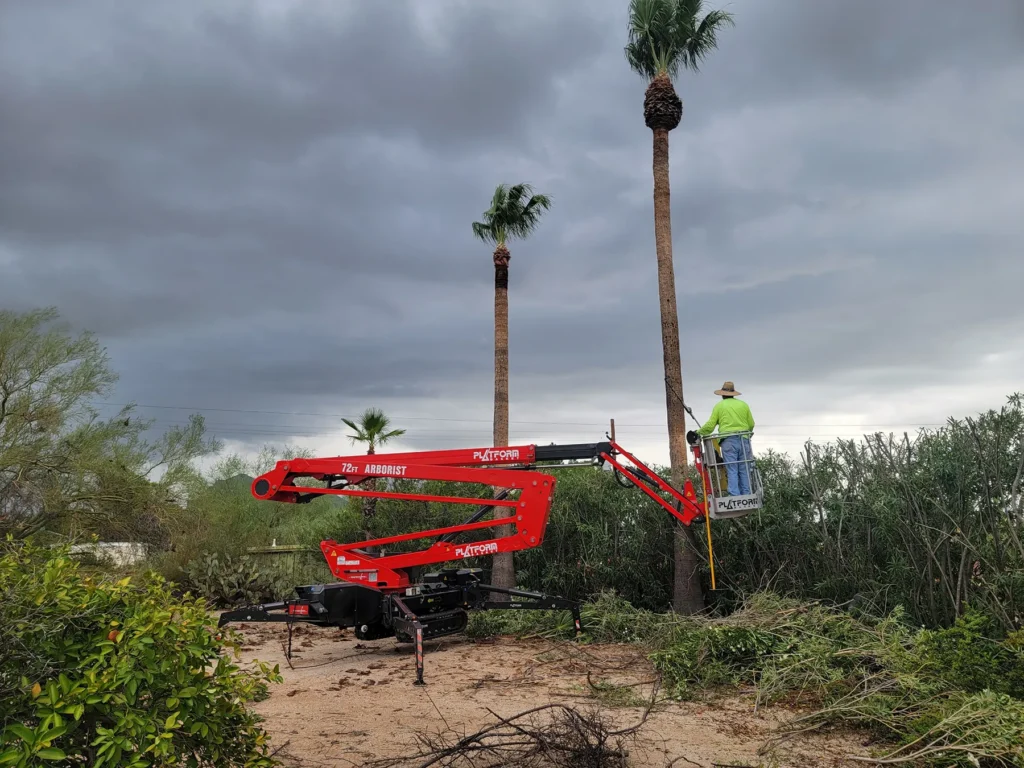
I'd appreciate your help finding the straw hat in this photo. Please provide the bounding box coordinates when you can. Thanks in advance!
[714,381,741,397]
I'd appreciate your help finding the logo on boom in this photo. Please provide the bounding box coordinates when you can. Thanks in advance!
[455,542,499,558]
[472,448,521,462]
[716,495,760,511]
[341,462,408,476]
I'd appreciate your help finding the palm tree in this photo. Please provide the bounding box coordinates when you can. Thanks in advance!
[472,182,552,593]
[342,408,406,540]
[625,0,734,614]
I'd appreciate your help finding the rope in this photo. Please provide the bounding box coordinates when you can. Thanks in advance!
[664,375,702,426]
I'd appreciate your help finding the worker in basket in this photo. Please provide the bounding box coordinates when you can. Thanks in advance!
[689,381,755,497]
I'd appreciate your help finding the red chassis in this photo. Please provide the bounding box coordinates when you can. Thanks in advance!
[249,438,711,592]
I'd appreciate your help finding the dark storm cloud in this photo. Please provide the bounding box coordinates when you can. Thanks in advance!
[1,0,1022,459]
[0,0,608,336]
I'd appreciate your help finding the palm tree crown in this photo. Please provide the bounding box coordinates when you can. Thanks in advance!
[625,0,734,79]
[625,0,734,130]
[341,408,405,455]
[472,183,552,264]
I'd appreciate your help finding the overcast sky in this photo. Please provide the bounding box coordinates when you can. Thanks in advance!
[2,0,1023,470]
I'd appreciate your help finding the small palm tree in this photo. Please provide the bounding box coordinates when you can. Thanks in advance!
[472,182,552,593]
[342,408,406,539]
[342,408,405,456]
[625,0,734,614]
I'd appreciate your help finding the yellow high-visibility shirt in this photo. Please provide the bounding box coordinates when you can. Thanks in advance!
[697,398,755,437]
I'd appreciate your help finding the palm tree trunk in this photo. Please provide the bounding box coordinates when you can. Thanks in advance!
[490,251,515,595]
[363,444,378,555]
[493,258,510,448]
[652,126,704,614]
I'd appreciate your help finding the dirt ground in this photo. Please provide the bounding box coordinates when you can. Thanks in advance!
[227,618,876,768]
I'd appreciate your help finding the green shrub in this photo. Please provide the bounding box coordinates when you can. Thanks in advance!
[464,590,686,645]
[179,551,281,608]
[644,594,1024,766]
[0,539,283,767]
[650,625,780,697]
[908,609,1024,698]
[469,590,1024,766]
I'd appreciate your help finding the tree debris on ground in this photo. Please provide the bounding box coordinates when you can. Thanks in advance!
[366,702,650,768]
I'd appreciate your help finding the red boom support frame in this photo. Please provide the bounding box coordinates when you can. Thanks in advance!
[249,440,711,591]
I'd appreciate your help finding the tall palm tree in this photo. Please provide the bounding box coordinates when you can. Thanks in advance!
[472,182,552,593]
[341,408,406,541]
[625,0,734,614]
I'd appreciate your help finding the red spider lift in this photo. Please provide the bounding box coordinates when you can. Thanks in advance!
[218,434,741,684]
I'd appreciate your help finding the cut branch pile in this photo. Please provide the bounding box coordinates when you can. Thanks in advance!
[367,701,654,768]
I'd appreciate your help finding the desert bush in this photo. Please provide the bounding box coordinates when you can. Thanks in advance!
[907,609,1024,698]
[469,590,1024,766]
[514,468,677,611]
[707,393,1024,634]
[466,590,685,645]
[0,539,282,767]
[649,594,1024,766]
[178,551,284,608]
[0,307,219,542]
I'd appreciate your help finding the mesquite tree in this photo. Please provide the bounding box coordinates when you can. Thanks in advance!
[0,307,217,541]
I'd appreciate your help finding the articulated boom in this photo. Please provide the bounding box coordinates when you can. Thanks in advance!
[249,439,707,590]
[253,448,555,589]
[220,437,715,684]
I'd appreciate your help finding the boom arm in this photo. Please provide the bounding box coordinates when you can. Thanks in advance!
[248,440,709,591]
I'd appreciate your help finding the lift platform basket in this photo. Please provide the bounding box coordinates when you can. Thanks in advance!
[700,431,763,519]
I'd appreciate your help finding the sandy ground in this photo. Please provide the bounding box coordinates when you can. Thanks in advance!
[227,619,876,768]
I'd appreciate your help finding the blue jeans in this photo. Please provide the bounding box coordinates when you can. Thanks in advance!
[720,436,753,496]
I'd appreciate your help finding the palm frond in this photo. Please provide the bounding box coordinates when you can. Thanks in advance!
[342,408,404,449]
[359,408,391,435]
[341,417,363,440]
[472,183,551,247]
[624,0,733,80]
[472,220,495,244]
[683,7,734,72]
[624,0,674,79]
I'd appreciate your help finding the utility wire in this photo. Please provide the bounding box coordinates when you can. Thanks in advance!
[89,401,944,429]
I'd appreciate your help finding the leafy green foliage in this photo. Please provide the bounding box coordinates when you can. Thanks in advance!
[470,591,1024,766]
[909,610,1024,698]
[650,625,778,696]
[468,590,688,647]
[0,539,282,767]
[646,595,1024,766]
[147,446,356,591]
[514,467,677,611]
[179,551,281,608]
[340,408,405,453]
[0,307,219,541]
[471,183,552,247]
[708,393,1024,634]
[624,0,735,80]
[339,407,406,535]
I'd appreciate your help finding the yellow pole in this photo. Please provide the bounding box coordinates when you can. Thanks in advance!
[699,468,717,590]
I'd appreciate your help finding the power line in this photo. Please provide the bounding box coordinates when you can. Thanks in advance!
[91,401,606,426]
[131,418,936,446]
[133,416,931,434]
[90,401,945,429]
